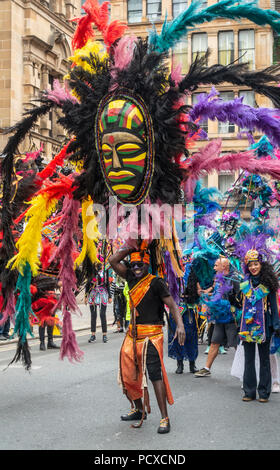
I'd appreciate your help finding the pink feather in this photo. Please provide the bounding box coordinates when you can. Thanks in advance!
[45,79,78,105]
[171,63,182,86]
[22,145,43,164]
[0,295,15,326]
[50,196,83,362]
[112,36,136,72]
[59,308,84,363]
[184,139,280,201]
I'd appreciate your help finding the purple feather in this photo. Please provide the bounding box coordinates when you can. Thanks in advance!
[194,213,217,230]
[211,272,231,302]
[190,87,280,148]
[164,251,180,304]
[234,233,274,267]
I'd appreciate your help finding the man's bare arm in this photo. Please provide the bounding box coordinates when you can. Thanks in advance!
[109,247,134,279]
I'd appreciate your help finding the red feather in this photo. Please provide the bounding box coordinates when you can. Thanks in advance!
[32,296,60,327]
[40,238,57,270]
[37,140,73,183]
[103,21,127,49]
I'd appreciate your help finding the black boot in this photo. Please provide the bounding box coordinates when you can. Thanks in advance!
[47,325,60,349]
[175,359,184,374]
[39,326,46,351]
[189,360,198,373]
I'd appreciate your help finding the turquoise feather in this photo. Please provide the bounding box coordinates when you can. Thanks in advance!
[149,0,280,53]
[13,263,34,343]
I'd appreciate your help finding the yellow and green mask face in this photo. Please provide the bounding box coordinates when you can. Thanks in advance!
[96,93,154,205]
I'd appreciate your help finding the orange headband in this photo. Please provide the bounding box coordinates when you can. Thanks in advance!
[130,251,150,264]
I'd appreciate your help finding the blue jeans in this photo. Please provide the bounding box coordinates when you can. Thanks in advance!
[0,314,10,336]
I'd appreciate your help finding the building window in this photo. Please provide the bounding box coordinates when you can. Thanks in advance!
[192,33,207,62]
[172,38,188,74]
[238,30,255,70]
[192,93,208,134]
[147,0,161,21]
[218,31,234,66]
[218,91,235,134]
[239,90,255,107]
[127,0,142,23]
[218,172,235,194]
[173,0,188,17]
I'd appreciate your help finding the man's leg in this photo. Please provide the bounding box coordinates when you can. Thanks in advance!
[151,380,168,418]
[195,323,225,376]
[205,343,220,369]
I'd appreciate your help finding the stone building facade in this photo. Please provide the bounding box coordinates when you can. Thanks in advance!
[0,0,279,185]
[0,0,80,160]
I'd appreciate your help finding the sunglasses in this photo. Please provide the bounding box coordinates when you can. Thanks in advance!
[130,262,145,269]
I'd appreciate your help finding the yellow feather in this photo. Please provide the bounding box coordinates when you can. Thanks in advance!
[7,193,57,276]
[74,197,100,268]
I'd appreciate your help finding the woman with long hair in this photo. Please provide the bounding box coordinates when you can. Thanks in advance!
[168,268,199,374]
[239,251,280,402]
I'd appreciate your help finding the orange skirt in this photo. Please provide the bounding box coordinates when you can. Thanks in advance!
[118,324,174,406]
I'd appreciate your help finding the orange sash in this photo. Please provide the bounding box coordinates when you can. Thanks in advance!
[118,324,174,427]
[129,273,156,310]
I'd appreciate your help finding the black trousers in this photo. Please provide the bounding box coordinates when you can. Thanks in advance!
[90,304,107,333]
[39,324,54,343]
[146,341,162,382]
[243,340,271,399]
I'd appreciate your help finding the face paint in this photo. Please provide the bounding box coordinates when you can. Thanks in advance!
[96,92,154,205]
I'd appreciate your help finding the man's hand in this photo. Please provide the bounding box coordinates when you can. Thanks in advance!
[163,295,186,346]
[108,298,113,304]
[174,324,186,346]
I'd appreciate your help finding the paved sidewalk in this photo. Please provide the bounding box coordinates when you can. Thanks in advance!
[2,303,116,344]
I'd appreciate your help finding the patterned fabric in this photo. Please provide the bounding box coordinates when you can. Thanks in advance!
[168,305,198,362]
[88,286,108,306]
[239,281,269,344]
[119,324,174,405]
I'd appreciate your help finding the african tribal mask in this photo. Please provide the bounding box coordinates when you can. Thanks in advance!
[95,92,154,205]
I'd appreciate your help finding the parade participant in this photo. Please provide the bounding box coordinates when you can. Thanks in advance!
[30,276,61,351]
[194,256,241,377]
[238,250,280,402]
[111,273,126,333]
[109,245,185,434]
[85,264,112,344]
[168,268,199,374]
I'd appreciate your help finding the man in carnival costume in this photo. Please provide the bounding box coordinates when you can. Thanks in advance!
[4,0,280,373]
[109,244,185,434]
[195,256,241,377]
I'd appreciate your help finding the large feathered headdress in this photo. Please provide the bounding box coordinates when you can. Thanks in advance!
[3,0,280,366]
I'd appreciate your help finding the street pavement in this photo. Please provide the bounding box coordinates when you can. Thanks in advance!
[0,305,279,451]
